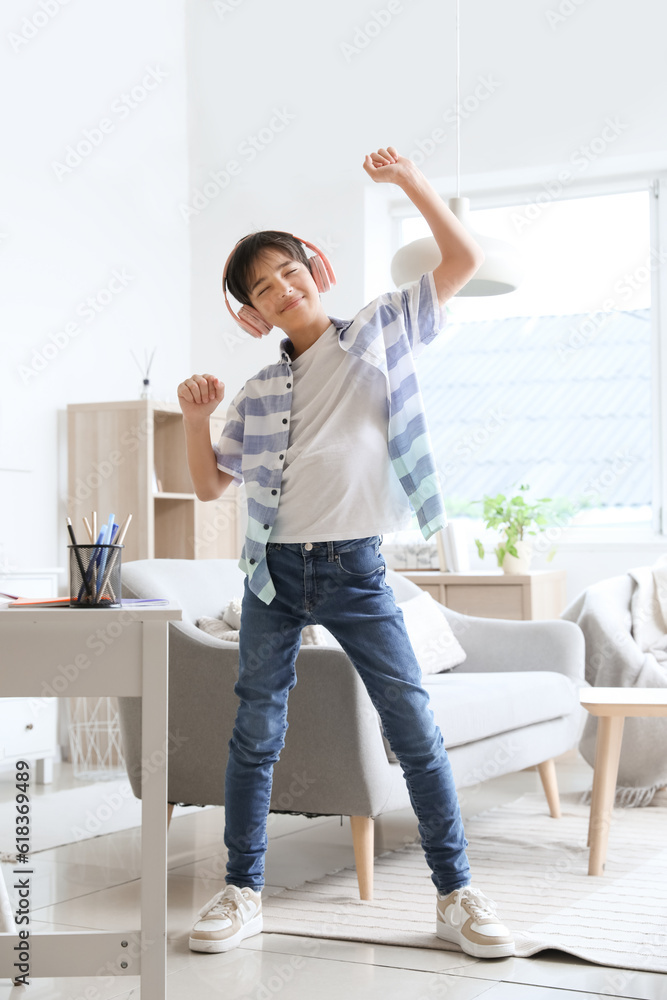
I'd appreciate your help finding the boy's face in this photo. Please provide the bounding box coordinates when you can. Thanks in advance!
[247,247,322,331]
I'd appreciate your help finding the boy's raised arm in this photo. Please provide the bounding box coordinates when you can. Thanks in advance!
[362,145,484,305]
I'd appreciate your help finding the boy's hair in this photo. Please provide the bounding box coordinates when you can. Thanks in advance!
[225,230,311,307]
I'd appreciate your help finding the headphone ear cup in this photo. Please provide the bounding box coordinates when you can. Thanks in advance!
[238,305,272,338]
[309,255,332,293]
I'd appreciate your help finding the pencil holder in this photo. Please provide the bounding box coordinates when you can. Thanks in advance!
[69,544,123,608]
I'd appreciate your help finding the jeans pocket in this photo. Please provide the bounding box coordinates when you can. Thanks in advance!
[335,539,385,577]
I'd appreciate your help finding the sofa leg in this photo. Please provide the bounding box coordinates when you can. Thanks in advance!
[167,801,175,830]
[537,759,561,818]
[349,816,374,900]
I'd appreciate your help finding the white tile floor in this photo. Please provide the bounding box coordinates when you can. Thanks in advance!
[2,750,666,999]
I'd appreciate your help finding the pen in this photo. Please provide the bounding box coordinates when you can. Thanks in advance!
[91,512,97,589]
[104,523,119,602]
[67,517,92,599]
[77,528,106,603]
[96,513,116,598]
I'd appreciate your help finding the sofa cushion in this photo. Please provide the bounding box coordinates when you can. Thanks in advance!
[397,591,466,674]
[381,671,578,762]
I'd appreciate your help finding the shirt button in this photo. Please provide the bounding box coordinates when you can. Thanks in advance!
[249,558,256,565]
[304,542,313,551]
[271,489,277,495]
[279,454,284,460]
[286,382,291,388]
[282,418,287,424]
[263,524,269,529]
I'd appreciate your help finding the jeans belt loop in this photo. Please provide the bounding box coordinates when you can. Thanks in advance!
[327,540,335,562]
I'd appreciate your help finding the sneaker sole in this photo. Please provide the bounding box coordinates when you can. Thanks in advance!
[189,912,263,953]
[436,917,514,959]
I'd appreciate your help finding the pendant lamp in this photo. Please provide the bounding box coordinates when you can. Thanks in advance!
[390,0,523,295]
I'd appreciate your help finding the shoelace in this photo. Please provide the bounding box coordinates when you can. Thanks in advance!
[448,887,499,928]
[198,885,251,920]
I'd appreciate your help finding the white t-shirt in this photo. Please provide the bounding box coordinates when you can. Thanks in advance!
[269,322,414,542]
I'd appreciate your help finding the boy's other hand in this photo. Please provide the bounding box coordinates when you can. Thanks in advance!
[362,146,420,187]
[177,374,225,423]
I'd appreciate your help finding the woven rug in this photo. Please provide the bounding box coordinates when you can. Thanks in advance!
[262,791,667,973]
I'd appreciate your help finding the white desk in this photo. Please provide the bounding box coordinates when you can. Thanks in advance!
[0,602,181,996]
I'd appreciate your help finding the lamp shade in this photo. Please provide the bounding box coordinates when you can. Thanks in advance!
[391,196,523,296]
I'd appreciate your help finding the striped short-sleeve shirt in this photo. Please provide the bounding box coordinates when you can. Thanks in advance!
[215,269,448,605]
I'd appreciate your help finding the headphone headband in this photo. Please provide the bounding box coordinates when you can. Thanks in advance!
[222,232,336,338]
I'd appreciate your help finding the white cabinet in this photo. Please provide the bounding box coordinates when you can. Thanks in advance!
[0,568,63,783]
[0,698,58,783]
[0,568,64,599]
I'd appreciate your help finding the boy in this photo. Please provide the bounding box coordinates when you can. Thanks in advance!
[177,146,515,959]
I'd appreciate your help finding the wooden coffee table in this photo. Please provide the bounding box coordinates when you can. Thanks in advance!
[579,687,667,876]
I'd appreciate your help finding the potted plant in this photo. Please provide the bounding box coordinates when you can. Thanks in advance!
[471,484,557,574]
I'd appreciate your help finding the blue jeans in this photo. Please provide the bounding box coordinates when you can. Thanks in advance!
[224,535,471,896]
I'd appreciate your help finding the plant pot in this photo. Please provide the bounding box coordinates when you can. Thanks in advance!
[500,538,533,575]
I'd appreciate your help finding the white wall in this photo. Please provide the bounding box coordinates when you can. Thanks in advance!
[0,0,190,575]
[3,0,667,602]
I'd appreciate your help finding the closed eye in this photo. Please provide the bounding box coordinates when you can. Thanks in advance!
[257,268,298,295]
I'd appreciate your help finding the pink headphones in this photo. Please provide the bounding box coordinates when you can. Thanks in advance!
[222,233,336,338]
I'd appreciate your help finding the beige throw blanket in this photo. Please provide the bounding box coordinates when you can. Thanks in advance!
[562,557,667,806]
[628,555,667,665]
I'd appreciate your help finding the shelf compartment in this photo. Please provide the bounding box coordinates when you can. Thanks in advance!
[153,411,193,495]
[154,497,196,559]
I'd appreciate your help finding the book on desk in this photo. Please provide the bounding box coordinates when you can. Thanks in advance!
[6,596,168,608]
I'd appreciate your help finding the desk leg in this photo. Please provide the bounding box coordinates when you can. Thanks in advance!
[141,621,169,999]
[588,714,625,877]
[0,867,16,934]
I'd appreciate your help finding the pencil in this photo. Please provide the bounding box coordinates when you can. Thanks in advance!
[97,514,133,602]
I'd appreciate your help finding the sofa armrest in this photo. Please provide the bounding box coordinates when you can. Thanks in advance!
[118,620,395,816]
[437,606,586,685]
[117,619,244,801]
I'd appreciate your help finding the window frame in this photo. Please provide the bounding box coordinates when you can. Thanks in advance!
[368,166,667,548]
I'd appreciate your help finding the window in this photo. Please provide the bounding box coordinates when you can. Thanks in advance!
[385,185,660,549]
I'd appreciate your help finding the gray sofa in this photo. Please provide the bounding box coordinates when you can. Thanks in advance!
[117,558,587,898]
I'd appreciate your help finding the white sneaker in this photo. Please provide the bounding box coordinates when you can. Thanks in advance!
[436,886,514,959]
[189,884,263,953]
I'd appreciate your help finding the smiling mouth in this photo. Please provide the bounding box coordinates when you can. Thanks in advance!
[282,298,303,312]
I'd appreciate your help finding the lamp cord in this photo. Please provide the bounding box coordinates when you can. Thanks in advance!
[455,0,460,199]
